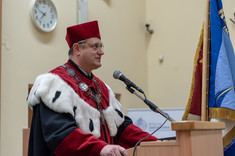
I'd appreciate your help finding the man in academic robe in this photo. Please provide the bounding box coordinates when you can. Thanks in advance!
[27,20,158,156]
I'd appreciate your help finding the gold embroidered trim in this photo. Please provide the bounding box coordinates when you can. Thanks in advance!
[216,86,234,104]
[182,26,203,120]
[209,107,235,122]
[209,107,235,148]
[223,126,235,148]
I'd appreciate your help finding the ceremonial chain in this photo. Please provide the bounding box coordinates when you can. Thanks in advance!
[60,64,105,124]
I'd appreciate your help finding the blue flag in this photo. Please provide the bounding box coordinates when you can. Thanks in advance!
[210,0,235,155]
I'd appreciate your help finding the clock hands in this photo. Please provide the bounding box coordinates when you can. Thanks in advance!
[39,12,46,20]
[38,5,48,21]
[38,8,46,14]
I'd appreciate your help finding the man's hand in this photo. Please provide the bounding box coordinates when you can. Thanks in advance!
[100,145,128,156]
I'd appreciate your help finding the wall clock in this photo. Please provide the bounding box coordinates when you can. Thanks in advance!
[30,0,57,32]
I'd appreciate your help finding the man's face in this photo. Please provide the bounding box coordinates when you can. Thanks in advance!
[77,37,104,73]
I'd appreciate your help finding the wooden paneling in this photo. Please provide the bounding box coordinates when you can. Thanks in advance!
[28,84,33,128]
[23,128,30,156]
[23,84,33,156]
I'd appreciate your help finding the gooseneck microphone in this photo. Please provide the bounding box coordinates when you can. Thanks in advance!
[113,70,144,93]
[113,70,175,122]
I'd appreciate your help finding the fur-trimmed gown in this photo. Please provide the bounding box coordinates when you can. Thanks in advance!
[27,60,157,156]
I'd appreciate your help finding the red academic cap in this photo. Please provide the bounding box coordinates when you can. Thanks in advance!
[65,20,101,48]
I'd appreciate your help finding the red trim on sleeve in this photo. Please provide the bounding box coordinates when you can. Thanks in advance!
[54,129,108,156]
[118,124,158,149]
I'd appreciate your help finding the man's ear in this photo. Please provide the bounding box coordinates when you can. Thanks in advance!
[72,43,81,55]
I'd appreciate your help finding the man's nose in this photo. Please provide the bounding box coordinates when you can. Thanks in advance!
[97,50,104,55]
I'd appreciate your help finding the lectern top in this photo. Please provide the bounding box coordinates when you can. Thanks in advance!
[171,121,225,131]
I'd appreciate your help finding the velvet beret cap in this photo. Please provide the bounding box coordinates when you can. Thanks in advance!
[65,20,101,48]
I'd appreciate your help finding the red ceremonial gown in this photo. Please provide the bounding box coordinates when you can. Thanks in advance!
[27,60,157,156]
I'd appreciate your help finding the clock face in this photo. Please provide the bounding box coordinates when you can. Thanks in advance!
[31,0,57,32]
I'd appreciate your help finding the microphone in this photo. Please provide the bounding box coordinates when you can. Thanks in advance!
[113,70,144,93]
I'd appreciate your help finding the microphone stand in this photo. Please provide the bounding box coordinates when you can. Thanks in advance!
[126,86,175,122]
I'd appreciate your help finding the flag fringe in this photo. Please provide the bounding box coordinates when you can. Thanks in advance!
[223,127,235,148]
[182,27,204,120]
[209,107,235,122]
[209,107,235,147]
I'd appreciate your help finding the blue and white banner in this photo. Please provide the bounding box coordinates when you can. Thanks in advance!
[210,0,235,155]
[209,0,235,110]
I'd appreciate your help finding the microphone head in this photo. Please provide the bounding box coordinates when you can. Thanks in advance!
[113,70,122,79]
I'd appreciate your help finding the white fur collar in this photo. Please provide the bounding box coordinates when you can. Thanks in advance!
[27,73,124,138]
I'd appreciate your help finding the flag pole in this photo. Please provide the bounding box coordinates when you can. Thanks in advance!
[201,0,210,121]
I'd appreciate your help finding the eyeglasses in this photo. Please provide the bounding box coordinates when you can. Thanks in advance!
[87,43,104,51]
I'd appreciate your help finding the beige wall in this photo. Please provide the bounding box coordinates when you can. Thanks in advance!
[146,0,204,108]
[1,0,77,155]
[88,0,148,111]
[1,0,147,155]
[223,1,235,45]
[1,0,235,156]
[146,0,235,108]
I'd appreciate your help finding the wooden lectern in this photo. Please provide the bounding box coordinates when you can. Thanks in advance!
[127,121,225,156]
